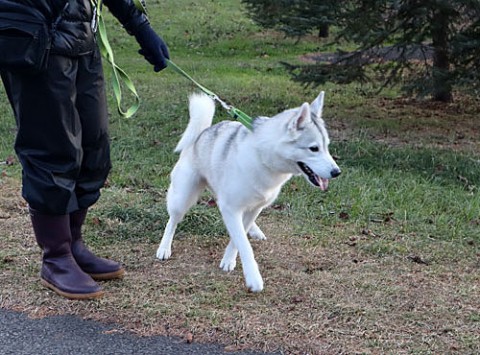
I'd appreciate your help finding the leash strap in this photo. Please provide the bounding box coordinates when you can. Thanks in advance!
[92,0,141,118]
[166,59,254,131]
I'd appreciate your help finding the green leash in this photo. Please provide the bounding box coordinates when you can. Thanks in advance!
[166,60,254,131]
[92,0,143,118]
[97,15,140,118]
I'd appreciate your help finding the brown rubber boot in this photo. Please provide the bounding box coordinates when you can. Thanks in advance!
[30,209,104,300]
[70,209,125,280]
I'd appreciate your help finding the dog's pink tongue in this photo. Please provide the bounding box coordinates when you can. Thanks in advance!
[319,178,329,191]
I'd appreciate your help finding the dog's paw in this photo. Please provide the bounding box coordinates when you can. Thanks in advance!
[219,258,236,272]
[248,225,267,241]
[156,246,171,260]
[245,274,264,293]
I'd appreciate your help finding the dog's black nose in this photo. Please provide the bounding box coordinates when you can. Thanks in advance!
[331,168,341,178]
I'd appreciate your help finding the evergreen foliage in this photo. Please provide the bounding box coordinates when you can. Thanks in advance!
[241,0,335,38]
[243,0,480,101]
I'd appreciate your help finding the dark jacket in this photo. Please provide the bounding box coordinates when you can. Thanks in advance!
[0,0,148,56]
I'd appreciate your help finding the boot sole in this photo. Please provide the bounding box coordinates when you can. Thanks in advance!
[40,278,104,300]
[89,267,126,281]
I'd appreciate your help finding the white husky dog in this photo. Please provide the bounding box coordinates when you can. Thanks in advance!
[156,91,341,292]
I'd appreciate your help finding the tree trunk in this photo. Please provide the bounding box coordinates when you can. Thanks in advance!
[431,8,453,102]
[318,24,329,38]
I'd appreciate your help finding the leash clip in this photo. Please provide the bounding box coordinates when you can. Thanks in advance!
[166,60,254,131]
[212,94,231,111]
[91,6,98,32]
[90,0,103,33]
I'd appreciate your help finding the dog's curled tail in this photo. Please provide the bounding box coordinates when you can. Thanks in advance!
[174,93,216,153]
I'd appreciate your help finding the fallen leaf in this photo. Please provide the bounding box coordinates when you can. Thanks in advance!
[185,332,194,343]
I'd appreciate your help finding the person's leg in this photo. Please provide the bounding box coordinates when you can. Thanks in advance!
[1,55,103,298]
[2,55,83,214]
[75,48,111,210]
[70,49,124,279]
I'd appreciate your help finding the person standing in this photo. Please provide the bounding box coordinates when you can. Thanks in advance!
[0,0,169,299]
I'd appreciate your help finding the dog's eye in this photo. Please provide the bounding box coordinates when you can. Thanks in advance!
[309,146,319,152]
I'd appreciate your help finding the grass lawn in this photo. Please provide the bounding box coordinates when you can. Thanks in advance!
[1,1,479,353]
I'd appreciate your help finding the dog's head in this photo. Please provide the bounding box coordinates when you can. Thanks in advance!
[282,92,341,190]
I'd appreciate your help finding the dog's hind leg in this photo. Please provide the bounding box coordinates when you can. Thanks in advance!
[245,209,266,241]
[220,240,237,272]
[248,223,266,241]
[219,206,264,292]
[157,217,178,260]
[156,164,205,260]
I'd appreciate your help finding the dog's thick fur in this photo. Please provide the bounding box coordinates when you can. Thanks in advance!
[156,92,340,292]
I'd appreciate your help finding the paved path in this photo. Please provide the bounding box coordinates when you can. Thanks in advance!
[0,309,276,355]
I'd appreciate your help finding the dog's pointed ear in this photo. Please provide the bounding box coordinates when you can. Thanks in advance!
[288,102,311,132]
[310,91,325,119]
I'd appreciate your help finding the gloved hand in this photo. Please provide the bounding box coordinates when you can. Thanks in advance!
[134,24,170,72]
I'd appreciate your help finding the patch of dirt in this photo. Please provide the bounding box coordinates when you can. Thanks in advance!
[326,94,480,155]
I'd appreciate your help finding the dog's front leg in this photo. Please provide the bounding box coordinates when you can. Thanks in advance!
[220,209,264,271]
[220,207,264,292]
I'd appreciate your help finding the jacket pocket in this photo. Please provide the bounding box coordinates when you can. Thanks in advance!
[0,14,51,73]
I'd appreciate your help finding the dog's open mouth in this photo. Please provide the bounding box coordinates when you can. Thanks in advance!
[297,162,329,191]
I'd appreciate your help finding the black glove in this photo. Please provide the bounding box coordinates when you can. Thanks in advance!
[134,24,170,72]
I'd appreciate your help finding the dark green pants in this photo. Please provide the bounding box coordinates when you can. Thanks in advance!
[1,50,111,214]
